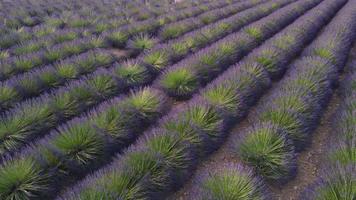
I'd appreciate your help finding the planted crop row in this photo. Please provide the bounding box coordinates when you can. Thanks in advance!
[0,0,264,112]
[301,40,356,200]
[302,72,356,199]
[155,0,321,100]
[158,0,269,41]
[0,87,171,199]
[0,0,246,82]
[1,0,235,59]
[185,0,352,197]
[0,50,116,111]
[4,0,251,59]
[0,0,326,198]
[232,0,356,186]
[0,0,215,32]
[0,0,157,28]
[54,1,345,199]
[0,0,152,49]
[0,0,293,158]
[0,0,236,54]
[1,1,209,42]
[139,0,292,78]
[103,0,263,48]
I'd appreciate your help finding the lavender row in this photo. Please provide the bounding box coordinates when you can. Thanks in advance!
[0,0,234,59]
[158,0,268,41]
[232,0,356,186]
[4,0,246,59]
[139,0,290,74]
[102,0,257,48]
[55,0,346,199]
[190,0,351,196]
[0,0,322,198]
[0,0,212,44]
[0,0,157,49]
[0,0,234,53]
[0,87,171,199]
[0,49,117,112]
[301,29,356,200]
[0,0,214,31]
[302,70,356,200]
[0,0,245,82]
[154,0,320,100]
[0,0,292,157]
[0,0,260,113]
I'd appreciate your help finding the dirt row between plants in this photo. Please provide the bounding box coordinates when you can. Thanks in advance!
[171,41,356,200]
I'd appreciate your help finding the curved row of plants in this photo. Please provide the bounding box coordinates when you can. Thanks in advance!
[1,0,238,59]
[157,0,262,41]
[0,0,288,156]
[301,34,356,200]
[0,0,215,50]
[0,1,280,114]
[153,0,324,100]
[0,0,142,33]
[0,0,269,113]
[51,0,345,199]
[0,0,245,81]
[194,1,356,199]
[0,0,158,49]
[0,0,325,199]
[138,0,288,77]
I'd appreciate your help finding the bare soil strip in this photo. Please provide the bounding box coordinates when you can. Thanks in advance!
[270,91,340,200]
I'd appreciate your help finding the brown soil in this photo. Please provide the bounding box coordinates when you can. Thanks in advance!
[109,48,129,59]
[269,92,340,200]
[170,79,341,200]
[171,44,356,200]
[270,40,356,200]
[171,82,279,200]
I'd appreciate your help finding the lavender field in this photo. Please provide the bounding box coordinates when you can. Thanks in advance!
[0,0,355,199]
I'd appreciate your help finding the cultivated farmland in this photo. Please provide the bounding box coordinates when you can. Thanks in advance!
[0,0,355,199]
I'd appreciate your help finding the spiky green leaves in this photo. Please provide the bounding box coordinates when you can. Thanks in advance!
[0,51,10,59]
[245,27,263,41]
[51,122,106,167]
[200,165,266,200]
[184,103,224,142]
[159,68,198,98]
[128,34,156,54]
[14,42,43,56]
[258,108,308,149]
[329,144,356,166]
[86,170,146,200]
[87,74,118,98]
[235,123,295,181]
[122,88,165,122]
[90,104,132,141]
[121,151,172,194]
[253,47,284,78]
[53,32,78,44]
[145,131,193,172]
[305,166,356,200]
[203,84,240,116]
[0,158,49,200]
[0,103,55,154]
[170,42,190,60]
[114,61,150,87]
[0,86,20,110]
[160,25,185,40]
[163,118,206,152]
[56,63,79,79]
[312,48,336,64]
[107,31,129,48]
[143,50,169,71]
